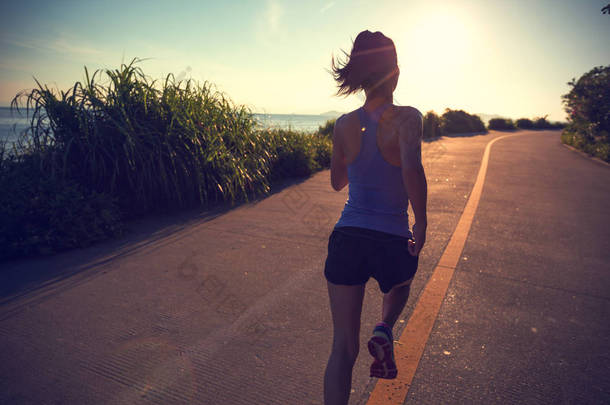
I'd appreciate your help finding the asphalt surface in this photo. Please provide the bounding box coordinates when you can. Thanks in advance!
[0,130,608,404]
[405,131,610,404]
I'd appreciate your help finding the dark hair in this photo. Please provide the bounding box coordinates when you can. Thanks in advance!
[331,30,399,97]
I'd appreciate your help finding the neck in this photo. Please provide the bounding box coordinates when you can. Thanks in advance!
[363,94,393,112]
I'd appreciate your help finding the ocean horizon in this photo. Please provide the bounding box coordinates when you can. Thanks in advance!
[1,106,504,148]
[0,106,340,147]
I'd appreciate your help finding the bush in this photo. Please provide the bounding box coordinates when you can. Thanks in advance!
[532,116,553,129]
[440,109,486,134]
[423,111,443,139]
[311,131,332,168]
[317,119,335,138]
[488,118,517,130]
[0,153,123,260]
[514,116,566,130]
[262,128,330,182]
[516,118,534,129]
[561,125,610,162]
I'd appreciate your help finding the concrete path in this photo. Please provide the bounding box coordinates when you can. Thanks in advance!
[1,130,608,404]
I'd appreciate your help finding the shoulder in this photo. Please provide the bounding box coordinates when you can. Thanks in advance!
[334,110,360,135]
[380,105,422,135]
[396,106,423,132]
[391,105,423,122]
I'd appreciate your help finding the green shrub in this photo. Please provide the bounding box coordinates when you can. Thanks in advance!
[488,118,517,130]
[262,128,331,182]
[0,153,123,260]
[311,131,332,168]
[594,140,610,162]
[515,116,565,130]
[516,118,534,129]
[533,116,552,129]
[561,122,610,162]
[423,111,443,139]
[317,119,336,138]
[440,109,486,134]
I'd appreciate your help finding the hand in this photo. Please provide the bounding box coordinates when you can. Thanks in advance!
[408,222,427,256]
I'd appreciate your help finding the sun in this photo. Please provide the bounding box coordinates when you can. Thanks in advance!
[400,8,473,72]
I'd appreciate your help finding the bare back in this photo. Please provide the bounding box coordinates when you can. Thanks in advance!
[337,105,421,168]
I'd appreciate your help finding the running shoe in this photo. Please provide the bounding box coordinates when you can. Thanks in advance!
[368,323,397,379]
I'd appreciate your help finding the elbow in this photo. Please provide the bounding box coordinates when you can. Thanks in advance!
[331,177,347,191]
[331,182,345,192]
[331,179,339,191]
[331,172,347,191]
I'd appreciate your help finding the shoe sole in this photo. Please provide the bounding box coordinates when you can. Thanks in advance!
[368,335,397,379]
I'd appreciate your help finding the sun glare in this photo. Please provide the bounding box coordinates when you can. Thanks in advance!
[404,9,472,71]
[394,5,480,111]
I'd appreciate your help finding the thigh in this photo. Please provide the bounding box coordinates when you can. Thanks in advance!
[326,281,366,345]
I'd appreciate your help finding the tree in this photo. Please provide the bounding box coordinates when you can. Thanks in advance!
[561,65,610,137]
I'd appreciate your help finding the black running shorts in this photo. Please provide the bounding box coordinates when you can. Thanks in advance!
[324,226,419,293]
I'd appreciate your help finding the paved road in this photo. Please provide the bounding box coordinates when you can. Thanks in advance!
[405,131,610,404]
[1,130,608,404]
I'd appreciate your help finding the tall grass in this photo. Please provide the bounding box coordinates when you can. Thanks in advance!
[10,58,276,217]
[1,58,331,260]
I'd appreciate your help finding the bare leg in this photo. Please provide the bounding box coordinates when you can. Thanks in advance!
[381,279,412,329]
[324,281,366,405]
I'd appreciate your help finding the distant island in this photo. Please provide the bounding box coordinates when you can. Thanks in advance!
[319,110,345,117]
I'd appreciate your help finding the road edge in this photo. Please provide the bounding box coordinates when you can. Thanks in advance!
[561,142,610,167]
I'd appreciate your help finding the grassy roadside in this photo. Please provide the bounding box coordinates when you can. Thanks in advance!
[0,59,331,261]
[561,126,610,163]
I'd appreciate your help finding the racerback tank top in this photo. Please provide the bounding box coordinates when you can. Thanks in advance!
[334,103,412,238]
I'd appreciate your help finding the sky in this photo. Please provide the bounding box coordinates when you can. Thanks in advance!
[0,0,609,121]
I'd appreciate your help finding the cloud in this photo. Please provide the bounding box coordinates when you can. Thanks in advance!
[2,35,104,57]
[320,2,335,13]
[266,0,282,33]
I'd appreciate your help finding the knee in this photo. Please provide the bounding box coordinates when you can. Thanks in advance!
[332,337,360,365]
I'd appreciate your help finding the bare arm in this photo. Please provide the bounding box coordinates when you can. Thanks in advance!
[330,116,348,191]
[398,108,428,255]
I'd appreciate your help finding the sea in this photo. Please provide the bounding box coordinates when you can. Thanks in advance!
[0,107,30,148]
[252,113,337,132]
[0,106,338,148]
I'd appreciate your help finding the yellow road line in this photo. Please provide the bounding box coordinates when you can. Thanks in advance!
[366,133,527,405]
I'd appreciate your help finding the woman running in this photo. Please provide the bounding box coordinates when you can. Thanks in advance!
[323,30,428,405]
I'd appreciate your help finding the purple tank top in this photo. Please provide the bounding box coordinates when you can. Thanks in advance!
[334,103,412,238]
